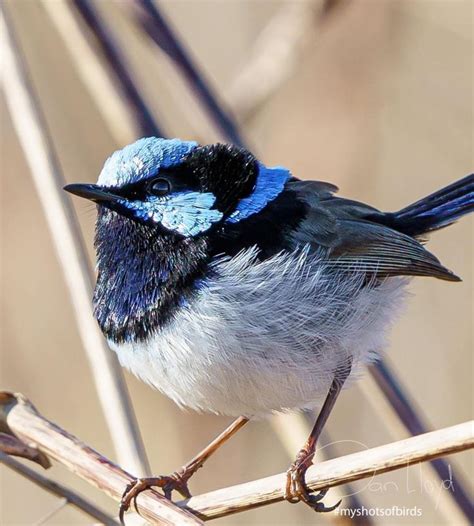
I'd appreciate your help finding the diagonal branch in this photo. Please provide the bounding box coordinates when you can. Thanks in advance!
[132,0,244,147]
[0,392,203,526]
[178,420,473,520]
[0,7,150,477]
[1,391,471,524]
[0,453,118,526]
[72,0,164,137]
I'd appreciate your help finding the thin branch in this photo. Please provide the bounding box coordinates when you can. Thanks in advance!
[370,360,474,522]
[132,0,244,147]
[0,453,118,526]
[0,433,51,469]
[0,392,203,526]
[71,0,164,137]
[356,374,468,524]
[42,0,138,145]
[0,8,150,477]
[178,420,473,520]
[1,391,471,524]
[227,1,320,120]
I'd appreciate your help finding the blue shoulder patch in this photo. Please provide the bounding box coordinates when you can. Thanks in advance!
[226,163,291,223]
[121,191,223,237]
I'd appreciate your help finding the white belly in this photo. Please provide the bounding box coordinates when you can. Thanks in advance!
[110,248,408,418]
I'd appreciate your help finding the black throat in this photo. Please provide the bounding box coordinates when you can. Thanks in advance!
[93,208,210,343]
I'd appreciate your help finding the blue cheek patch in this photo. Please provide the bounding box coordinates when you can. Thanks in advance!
[226,163,291,224]
[121,191,223,237]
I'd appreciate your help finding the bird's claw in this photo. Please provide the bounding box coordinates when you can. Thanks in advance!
[119,471,192,524]
[285,461,341,513]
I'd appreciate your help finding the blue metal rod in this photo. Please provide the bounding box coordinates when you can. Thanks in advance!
[134,0,245,147]
[73,0,164,138]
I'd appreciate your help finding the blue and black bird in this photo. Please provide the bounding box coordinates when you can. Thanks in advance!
[65,137,473,518]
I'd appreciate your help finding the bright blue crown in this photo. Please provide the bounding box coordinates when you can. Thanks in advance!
[97,137,291,236]
[97,137,197,187]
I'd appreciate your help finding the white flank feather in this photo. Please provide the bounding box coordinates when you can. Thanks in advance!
[110,247,409,418]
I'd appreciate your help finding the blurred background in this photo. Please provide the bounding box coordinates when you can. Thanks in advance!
[1,0,472,525]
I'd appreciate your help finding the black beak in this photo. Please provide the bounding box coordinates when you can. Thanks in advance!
[63,183,121,204]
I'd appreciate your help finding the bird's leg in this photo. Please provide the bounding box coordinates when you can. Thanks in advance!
[120,416,248,522]
[285,358,352,512]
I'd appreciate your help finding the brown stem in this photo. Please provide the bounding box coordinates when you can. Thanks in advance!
[1,453,118,525]
[0,392,202,526]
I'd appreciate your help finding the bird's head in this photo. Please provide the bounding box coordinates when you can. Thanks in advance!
[65,137,290,238]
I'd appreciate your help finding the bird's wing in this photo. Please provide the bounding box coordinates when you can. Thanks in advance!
[289,180,459,281]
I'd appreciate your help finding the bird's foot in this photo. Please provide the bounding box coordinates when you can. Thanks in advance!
[119,470,192,523]
[284,451,341,512]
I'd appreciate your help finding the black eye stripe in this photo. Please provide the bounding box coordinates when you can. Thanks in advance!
[109,165,201,200]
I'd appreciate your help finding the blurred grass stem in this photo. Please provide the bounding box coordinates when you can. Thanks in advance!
[0,453,118,526]
[42,0,138,145]
[1,9,150,477]
[72,0,164,138]
[133,0,243,147]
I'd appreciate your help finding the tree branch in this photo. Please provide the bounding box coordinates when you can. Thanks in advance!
[0,392,202,526]
[0,453,118,525]
[1,391,472,524]
[0,433,50,469]
[177,420,473,520]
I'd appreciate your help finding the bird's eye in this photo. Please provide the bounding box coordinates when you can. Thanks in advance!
[149,178,171,196]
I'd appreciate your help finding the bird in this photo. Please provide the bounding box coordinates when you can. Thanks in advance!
[64,137,473,520]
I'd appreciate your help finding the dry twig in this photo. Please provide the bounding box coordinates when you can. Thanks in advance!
[0,433,50,468]
[179,420,473,520]
[0,453,118,525]
[0,8,149,477]
[1,391,472,524]
[42,0,138,145]
[0,392,203,526]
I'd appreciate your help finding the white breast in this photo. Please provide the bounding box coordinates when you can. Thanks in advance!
[109,248,408,418]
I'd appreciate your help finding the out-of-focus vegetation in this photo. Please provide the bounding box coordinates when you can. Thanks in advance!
[1,1,472,524]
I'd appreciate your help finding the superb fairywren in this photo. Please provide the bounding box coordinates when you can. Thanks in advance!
[65,137,473,518]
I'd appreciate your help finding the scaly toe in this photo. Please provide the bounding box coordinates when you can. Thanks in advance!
[284,465,340,513]
[168,470,192,499]
[119,475,191,525]
[120,479,147,524]
[285,466,312,504]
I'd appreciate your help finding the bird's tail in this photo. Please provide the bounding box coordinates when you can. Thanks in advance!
[392,173,474,237]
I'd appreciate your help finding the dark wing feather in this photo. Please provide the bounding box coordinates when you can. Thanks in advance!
[289,180,460,282]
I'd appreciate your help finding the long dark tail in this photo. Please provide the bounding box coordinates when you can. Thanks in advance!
[392,174,474,237]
